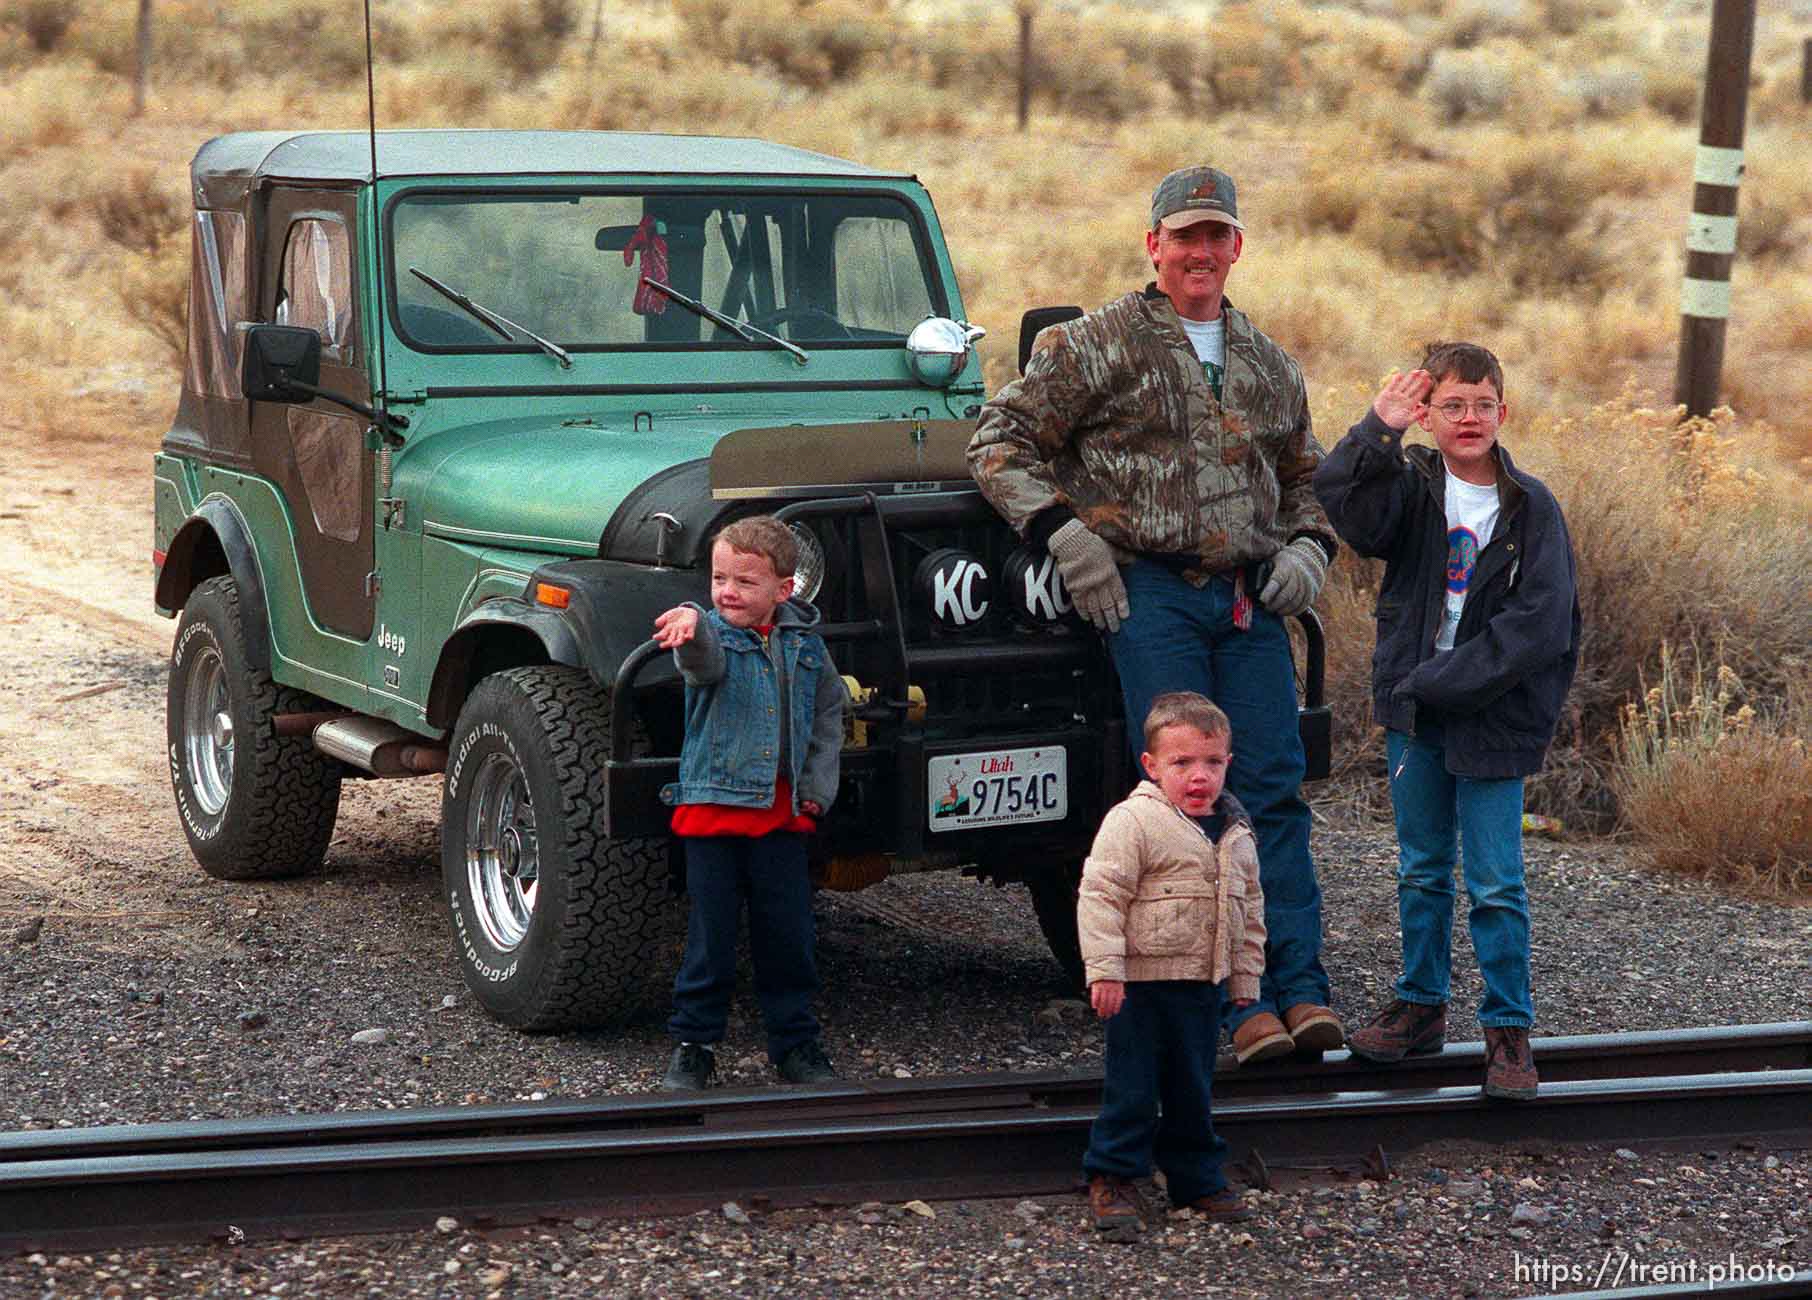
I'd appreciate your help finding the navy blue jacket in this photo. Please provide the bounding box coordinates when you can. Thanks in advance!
[1313,411,1580,779]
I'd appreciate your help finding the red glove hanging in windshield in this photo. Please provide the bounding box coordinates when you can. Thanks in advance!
[624,215,670,316]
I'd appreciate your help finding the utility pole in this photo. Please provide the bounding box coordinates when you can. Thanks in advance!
[1673,0,1756,419]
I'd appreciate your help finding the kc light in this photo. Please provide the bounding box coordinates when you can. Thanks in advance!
[914,548,991,631]
[1002,546,1073,626]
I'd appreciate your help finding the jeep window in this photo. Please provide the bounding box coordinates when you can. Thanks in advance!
[183,210,248,399]
[275,218,353,361]
[389,190,942,351]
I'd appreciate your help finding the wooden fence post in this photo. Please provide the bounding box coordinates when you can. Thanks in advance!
[1016,2,1034,132]
[132,0,153,117]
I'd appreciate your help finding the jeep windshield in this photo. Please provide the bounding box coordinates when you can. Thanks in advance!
[388,189,942,353]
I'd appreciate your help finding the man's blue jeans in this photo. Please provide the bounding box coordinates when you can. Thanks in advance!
[1385,729,1533,1028]
[1083,980,1228,1205]
[1106,560,1328,1028]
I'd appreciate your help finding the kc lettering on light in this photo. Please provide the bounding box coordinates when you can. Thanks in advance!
[1020,554,1071,620]
[932,560,990,625]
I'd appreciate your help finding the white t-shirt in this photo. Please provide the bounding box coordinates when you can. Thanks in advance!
[1436,474,1501,652]
[1178,315,1226,397]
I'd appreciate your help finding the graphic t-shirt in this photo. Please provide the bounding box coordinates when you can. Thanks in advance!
[1437,475,1501,652]
[1178,315,1226,401]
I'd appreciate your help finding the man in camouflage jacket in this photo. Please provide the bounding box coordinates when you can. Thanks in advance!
[967,165,1343,1065]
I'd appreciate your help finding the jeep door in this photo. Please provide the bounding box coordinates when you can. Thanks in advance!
[249,186,376,642]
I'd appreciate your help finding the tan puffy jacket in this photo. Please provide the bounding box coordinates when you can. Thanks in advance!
[1076,781,1266,1000]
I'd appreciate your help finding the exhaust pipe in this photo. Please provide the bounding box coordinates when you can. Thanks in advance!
[312,716,446,777]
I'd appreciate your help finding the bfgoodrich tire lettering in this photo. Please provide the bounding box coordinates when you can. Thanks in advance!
[166,575,342,879]
[442,665,681,1030]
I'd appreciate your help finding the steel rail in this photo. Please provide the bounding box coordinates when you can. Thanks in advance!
[0,1063,1808,1252]
[5,1021,1806,1167]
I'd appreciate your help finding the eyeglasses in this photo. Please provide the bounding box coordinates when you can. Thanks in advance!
[1432,399,1502,421]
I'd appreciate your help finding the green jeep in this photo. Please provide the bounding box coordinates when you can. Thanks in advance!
[153,129,1324,1031]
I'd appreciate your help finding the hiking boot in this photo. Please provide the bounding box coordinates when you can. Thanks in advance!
[1283,1003,1346,1054]
[660,1042,718,1091]
[1483,1025,1539,1101]
[1182,1187,1253,1222]
[1087,1174,1144,1240]
[776,1039,838,1085]
[1232,1011,1295,1065]
[1346,999,1446,1064]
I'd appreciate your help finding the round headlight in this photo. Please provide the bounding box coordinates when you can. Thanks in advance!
[789,523,826,603]
[913,548,991,631]
[905,316,973,388]
[1002,545,1073,625]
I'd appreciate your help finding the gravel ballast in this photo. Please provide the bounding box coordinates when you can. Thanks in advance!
[2,767,1808,1299]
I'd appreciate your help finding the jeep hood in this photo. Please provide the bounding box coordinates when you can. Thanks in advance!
[404,419,724,556]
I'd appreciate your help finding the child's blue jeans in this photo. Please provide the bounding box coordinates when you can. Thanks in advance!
[668,832,821,1063]
[1083,980,1227,1205]
[1386,729,1534,1028]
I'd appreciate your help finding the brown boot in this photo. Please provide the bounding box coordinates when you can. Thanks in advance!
[1183,1188,1253,1222]
[1087,1174,1144,1240]
[1483,1025,1539,1101]
[1283,1003,1345,1054]
[1346,998,1446,1063]
[1231,1012,1294,1065]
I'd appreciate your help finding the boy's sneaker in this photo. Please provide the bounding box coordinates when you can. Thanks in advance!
[661,1042,718,1091]
[776,1039,838,1084]
[1087,1174,1144,1240]
[1182,1188,1253,1222]
[1232,1012,1295,1065]
[1347,999,1446,1063]
[1483,1026,1539,1101]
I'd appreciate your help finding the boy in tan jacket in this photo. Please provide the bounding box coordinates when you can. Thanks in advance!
[1078,691,1267,1239]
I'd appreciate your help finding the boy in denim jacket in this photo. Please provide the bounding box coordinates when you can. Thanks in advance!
[653,516,847,1090]
[1078,691,1266,1239]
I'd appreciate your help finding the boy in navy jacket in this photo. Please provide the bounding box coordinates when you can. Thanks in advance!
[1313,342,1579,1101]
[653,515,846,1090]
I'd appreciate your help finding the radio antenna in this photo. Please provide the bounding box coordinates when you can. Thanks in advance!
[362,0,397,433]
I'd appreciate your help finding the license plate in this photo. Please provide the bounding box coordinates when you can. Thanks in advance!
[928,747,1068,832]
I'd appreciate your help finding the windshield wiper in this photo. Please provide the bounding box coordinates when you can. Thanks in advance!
[409,267,573,370]
[639,276,808,366]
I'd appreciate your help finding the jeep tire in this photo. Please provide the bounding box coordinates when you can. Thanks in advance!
[166,575,343,879]
[1026,861,1087,993]
[442,665,681,1031]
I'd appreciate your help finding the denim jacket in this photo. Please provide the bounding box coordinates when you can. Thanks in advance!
[659,600,846,814]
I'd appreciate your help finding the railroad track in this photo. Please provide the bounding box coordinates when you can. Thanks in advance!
[2,1022,1807,1251]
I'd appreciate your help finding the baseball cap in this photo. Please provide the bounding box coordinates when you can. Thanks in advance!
[1150,165,1244,233]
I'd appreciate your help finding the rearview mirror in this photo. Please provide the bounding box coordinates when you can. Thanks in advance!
[242,324,323,402]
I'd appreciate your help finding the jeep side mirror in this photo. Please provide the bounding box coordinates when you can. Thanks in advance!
[1018,306,1082,375]
[240,322,406,434]
[242,324,323,401]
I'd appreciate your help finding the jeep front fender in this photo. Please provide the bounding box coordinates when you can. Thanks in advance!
[155,499,273,675]
[527,557,707,691]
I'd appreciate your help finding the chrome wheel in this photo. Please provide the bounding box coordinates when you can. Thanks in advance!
[181,643,234,816]
[465,751,539,952]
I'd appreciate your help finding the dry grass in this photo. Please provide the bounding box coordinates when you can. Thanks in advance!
[1615,647,1812,897]
[3,0,1812,874]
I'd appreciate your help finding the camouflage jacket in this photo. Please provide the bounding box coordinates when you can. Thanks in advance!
[967,287,1335,577]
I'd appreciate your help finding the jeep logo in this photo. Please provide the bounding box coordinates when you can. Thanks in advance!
[914,548,991,631]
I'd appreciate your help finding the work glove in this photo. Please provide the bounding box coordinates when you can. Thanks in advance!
[1047,518,1130,634]
[1258,537,1328,618]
